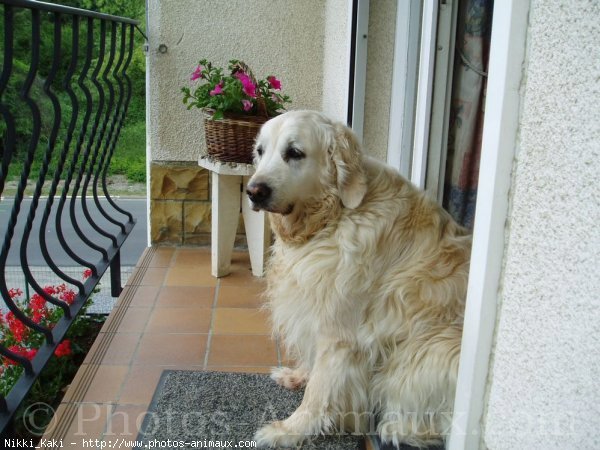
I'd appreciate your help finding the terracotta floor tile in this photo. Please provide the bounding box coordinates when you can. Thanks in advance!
[134,333,207,366]
[207,335,278,367]
[135,247,153,268]
[61,364,92,404]
[81,365,130,403]
[164,267,217,287]
[217,284,267,308]
[146,307,212,334]
[148,246,175,267]
[231,251,252,265]
[139,267,168,286]
[208,366,272,374]
[115,307,153,333]
[84,333,141,365]
[156,286,215,308]
[219,268,261,286]
[173,248,211,267]
[212,308,271,334]
[104,404,148,443]
[59,403,113,442]
[118,366,165,405]
[129,285,160,308]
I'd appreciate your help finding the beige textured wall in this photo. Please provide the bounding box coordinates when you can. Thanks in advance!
[147,0,327,162]
[483,1,600,448]
[147,0,397,163]
[362,0,396,161]
[322,0,351,121]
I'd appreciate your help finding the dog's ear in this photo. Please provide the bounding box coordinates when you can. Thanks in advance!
[330,123,367,209]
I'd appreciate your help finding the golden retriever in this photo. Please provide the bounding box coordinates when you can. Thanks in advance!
[246,110,471,448]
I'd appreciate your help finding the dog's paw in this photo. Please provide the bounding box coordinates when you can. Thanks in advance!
[270,367,307,390]
[254,421,305,448]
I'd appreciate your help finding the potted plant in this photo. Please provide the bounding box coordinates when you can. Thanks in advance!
[181,59,291,164]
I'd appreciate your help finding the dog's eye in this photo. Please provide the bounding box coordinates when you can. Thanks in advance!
[255,146,263,157]
[284,147,305,162]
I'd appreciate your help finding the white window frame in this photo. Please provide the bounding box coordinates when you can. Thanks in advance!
[386,0,422,179]
[348,0,370,141]
[411,0,439,190]
[349,1,530,447]
[448,0,530,448]
[387,0,457,199]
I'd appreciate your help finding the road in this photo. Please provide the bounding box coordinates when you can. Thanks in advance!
[0,197,148,267]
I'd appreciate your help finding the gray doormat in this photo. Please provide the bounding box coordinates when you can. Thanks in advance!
[135,370,365,449]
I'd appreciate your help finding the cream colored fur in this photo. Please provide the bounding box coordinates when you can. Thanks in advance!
[248,111,471,448]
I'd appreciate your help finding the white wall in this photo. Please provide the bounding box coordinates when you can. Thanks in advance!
[483,1,600,448]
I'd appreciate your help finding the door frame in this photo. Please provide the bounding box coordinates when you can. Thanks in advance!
[448,0,530,447]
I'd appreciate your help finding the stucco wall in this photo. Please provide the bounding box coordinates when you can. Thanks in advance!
[147,0,327,162]
[147,0,395,164]
[321,0,351,122]
[362,0,396,161]
[483,1,600,448]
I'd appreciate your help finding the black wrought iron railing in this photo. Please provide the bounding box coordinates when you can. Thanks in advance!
[0,0,138,432]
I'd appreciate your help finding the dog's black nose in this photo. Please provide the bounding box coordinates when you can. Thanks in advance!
[246,182,272,205]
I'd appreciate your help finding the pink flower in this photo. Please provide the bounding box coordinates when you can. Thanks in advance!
[83,268,92,280]
[8,288,22,299]
[235,72,251,84]
[241,99,253,111]
[271,93,281,103]
[190,65,203,81]
[235,72,257,98]
[210,82,223,96]
[267,75,281,90]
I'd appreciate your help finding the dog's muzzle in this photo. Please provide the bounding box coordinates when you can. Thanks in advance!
[246,182,272,210]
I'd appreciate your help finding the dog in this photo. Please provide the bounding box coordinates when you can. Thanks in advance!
[246,110,471,448]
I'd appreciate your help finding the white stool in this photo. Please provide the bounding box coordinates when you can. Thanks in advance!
[198,156,270,277]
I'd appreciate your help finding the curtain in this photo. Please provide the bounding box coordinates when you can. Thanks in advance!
[443,0,494,230]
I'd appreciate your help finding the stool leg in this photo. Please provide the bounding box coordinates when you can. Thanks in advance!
[242,176,271,277]
[211,172,241,277]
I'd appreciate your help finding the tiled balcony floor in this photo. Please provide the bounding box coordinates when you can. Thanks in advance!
[44,246,282,447]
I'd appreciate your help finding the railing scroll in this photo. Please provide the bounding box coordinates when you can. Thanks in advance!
[0,0,139,433]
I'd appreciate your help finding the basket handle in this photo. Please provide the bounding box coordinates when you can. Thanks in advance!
[231,60,269,118]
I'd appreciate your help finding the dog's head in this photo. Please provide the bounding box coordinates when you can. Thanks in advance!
[246,110,367,216]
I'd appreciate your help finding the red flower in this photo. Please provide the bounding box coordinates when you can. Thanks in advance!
[83,269,93,280]
[59,289,76,305]
[6,312,28,342]
[43,285,56,296]
[4,345,37,365]
[54,340,71,358]
[30,293,46,311]
[28,293,49,323]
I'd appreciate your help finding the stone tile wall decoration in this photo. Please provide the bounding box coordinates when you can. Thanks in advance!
[150,162,247,247]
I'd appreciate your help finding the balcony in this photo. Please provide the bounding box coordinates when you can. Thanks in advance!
[41,247,277,447]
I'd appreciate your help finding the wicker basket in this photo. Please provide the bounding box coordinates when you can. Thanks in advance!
[202,108,268,164]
